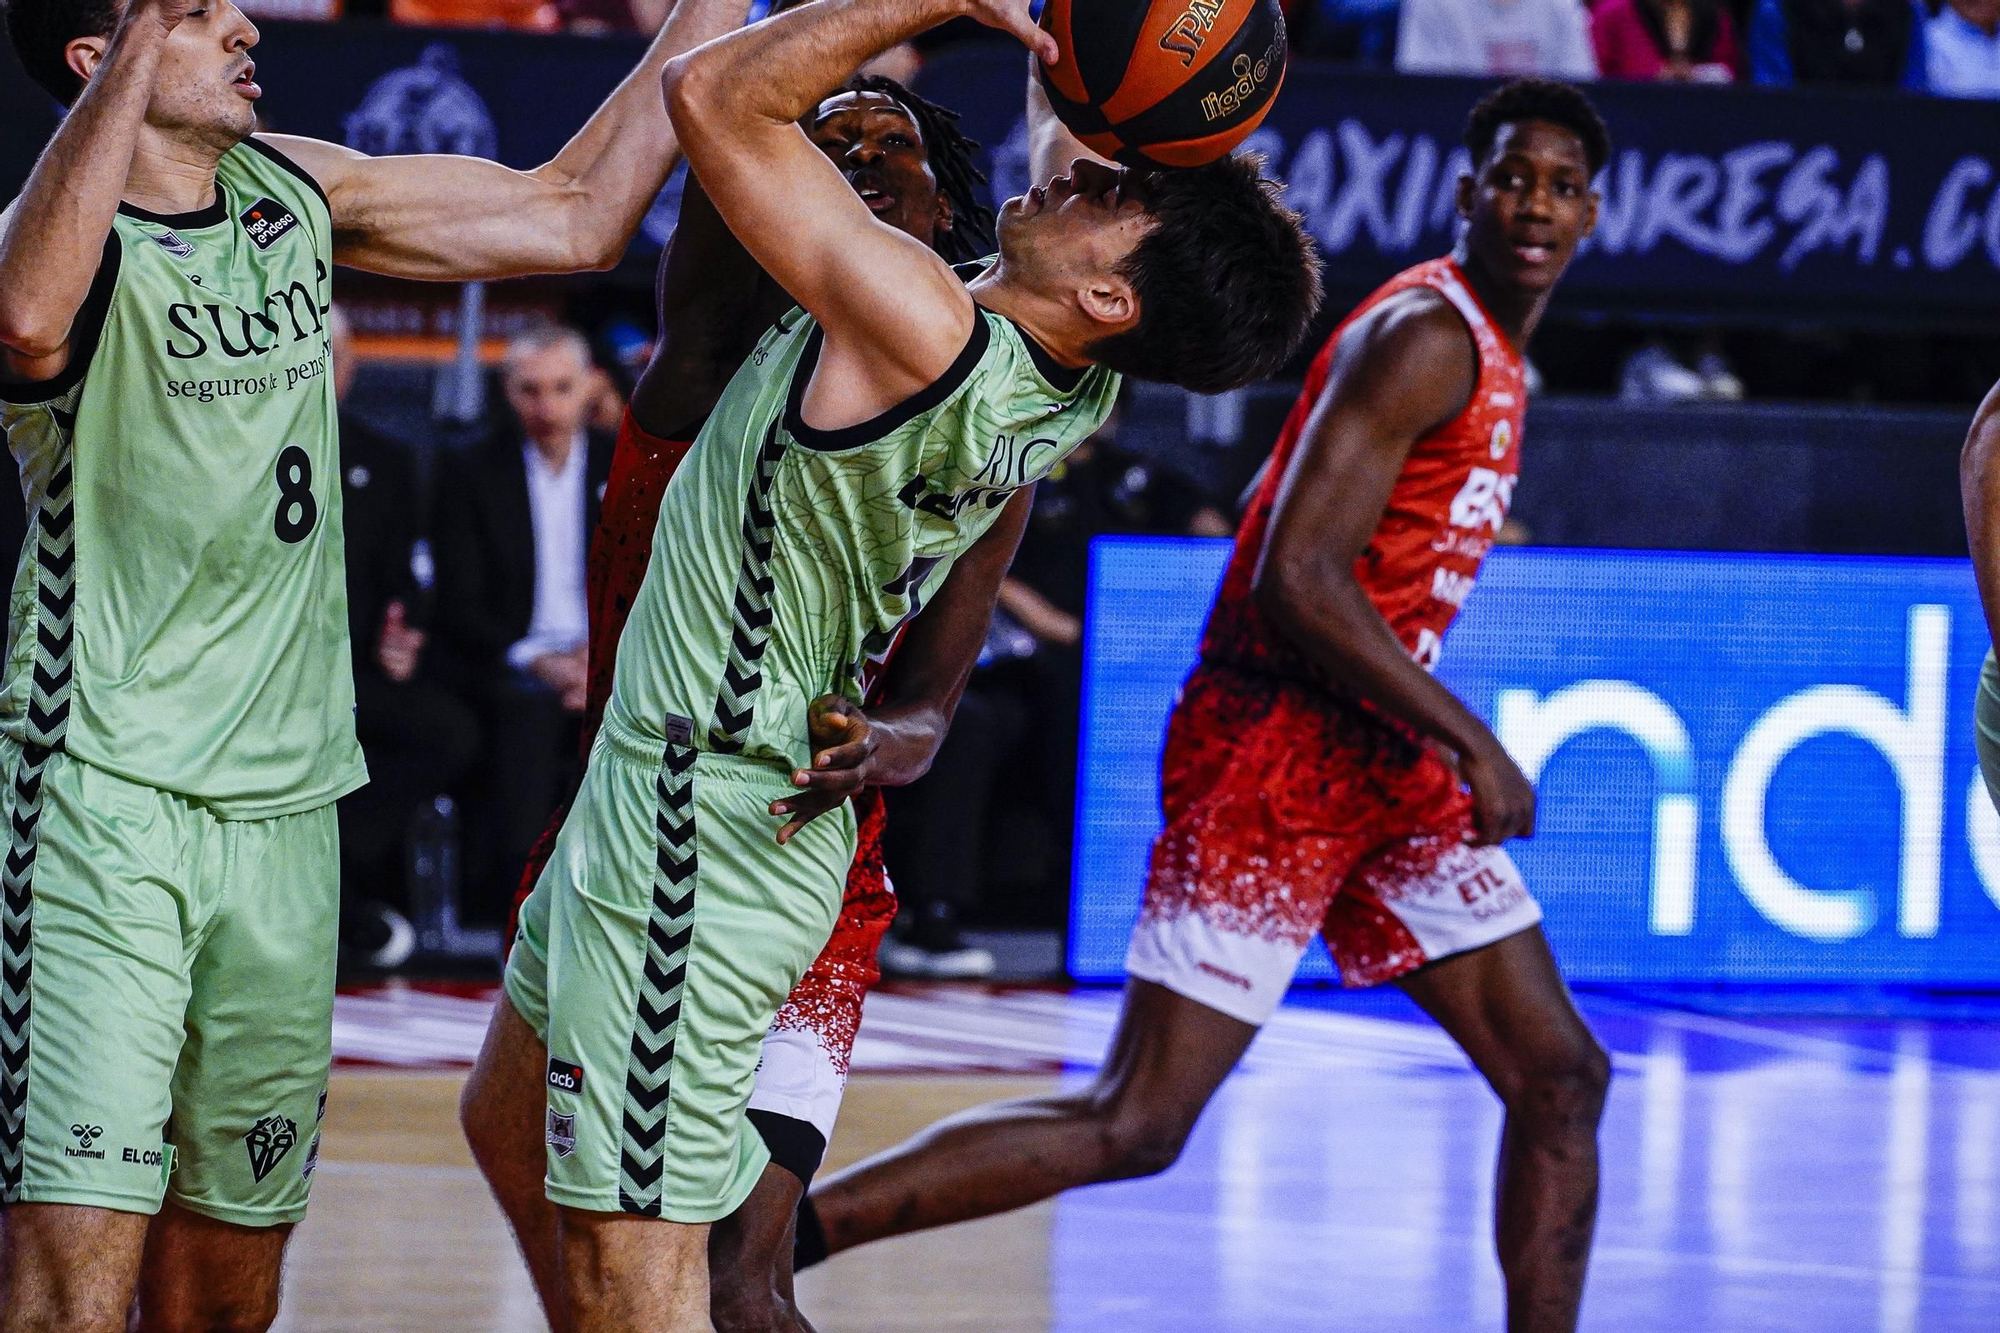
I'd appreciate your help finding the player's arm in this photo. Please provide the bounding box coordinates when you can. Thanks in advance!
[1251,291,1535,845]
[1025,56,1108,184]
[627,168,775,440]
[264,0,748,282]
[0,0,188,382]
[662,0,1055,431]
[1961,380,2000,651]
[773,488,1035,843]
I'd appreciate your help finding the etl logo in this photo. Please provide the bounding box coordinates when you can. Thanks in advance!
[1072,541,2000,986]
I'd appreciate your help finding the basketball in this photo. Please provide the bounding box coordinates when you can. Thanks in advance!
[1035,0,1288,169]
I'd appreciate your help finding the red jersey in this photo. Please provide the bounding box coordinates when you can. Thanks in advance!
[1201,257,1525,683]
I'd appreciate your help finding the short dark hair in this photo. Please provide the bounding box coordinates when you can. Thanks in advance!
[838,74,996,266]
[1464,78,1612,177]
[1085,154,1322,395]
[5,0,117,104]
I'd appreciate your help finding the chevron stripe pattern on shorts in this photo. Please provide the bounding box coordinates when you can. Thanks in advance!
[617,742,699,1216]
[1,409,77,1200]
[707,426,786,755]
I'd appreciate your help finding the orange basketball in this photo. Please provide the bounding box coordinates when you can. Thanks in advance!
[1036,0,1287,169]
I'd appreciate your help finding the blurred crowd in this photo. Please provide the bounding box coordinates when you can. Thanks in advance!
[327,308,1234,977]
[239,0,2000,100]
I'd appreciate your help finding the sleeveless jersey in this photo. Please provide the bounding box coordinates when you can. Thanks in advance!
[1202,257,1526,684]
[0,139,363,817]
[608,300,1119,771]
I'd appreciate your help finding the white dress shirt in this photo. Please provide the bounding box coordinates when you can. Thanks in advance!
[1396,0,1600,78]
[507,431,590,671]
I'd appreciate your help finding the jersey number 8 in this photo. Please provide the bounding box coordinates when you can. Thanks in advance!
[273,445,318,544]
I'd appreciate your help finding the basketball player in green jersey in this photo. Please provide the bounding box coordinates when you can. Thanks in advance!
[0,0,750,1326]
[474,0,1320,1326]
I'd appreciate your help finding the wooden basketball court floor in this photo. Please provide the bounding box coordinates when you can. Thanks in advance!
[270,983,2000,1332]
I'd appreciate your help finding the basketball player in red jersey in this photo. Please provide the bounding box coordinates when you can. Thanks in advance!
[459,61,1097,1332]
[797,79,1614,1332]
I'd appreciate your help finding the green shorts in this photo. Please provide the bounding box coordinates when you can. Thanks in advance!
[0,740,336,1226]
[505,716,851,1223]
[1979,650,2000,813]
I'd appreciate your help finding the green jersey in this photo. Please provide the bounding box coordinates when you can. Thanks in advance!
[606,296,1120,771]
[0,138,362,818]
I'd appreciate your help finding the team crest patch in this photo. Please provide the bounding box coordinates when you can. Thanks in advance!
[151,229,196,260]
[547,1108,577,1159]
[240,198,299,250]
[244,1114,299,1182]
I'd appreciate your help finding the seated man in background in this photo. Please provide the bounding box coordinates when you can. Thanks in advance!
[1748,0,1928,88]
[332,305,480,967]
[1926,0,2000,98]
[432,324,614,919]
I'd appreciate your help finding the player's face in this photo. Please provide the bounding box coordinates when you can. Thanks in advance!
[1457,120,1598,295]
[809,93,948,249]
[997,158,1154,285]
[126,0,263,147]
[503,343,596,450]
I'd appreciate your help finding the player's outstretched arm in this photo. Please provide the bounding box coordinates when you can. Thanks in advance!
[1961,380,2000,651]
[662,0,1054,430]
[265,0,748,282]
[1025,58,1106,186]
[772,488,1034,842]
[1252,290,1535,845]
[0,0,188,382]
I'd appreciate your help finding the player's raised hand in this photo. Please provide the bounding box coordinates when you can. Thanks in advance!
[1459,738,1536,846]
[771,694,879,845]
[960,0,1060,65]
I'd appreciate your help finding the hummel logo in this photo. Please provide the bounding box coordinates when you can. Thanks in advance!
[70,1123,101,1149]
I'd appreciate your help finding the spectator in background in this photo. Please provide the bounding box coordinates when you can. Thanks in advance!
[1592,0,1742,80]
[881,406,1228,978]
[1927,0,2000,96]
[1396,0,1599,77]
[432,325,612,919]
[1749,0,1928,88]
[332,305,481,968]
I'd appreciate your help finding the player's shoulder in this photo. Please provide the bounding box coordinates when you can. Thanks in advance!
[1336,285,1476,382]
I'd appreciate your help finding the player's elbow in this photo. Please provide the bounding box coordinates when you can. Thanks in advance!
[661,52,719,143]
[1251,550,1315,633]
[0,305,68,363]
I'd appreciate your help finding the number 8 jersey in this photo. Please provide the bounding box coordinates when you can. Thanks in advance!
[0,138,363,817]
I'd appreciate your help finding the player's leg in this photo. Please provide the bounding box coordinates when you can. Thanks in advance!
[709,1161,815,1333]
[0,747,194,1331]
[133,1205,290,1333]
[461,991,570,1332]
[0,1205,148,1333]
[537,725,848,1330]
[558,1208,712,1332]
[809,979,1255,1255]
[1394,926,1607,1333]
[137,801,339,1333]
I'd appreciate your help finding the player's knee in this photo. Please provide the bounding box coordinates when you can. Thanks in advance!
[710,1274,789,1333]
[1506,1034,1611,1125]
[1097,1106,1194,1181]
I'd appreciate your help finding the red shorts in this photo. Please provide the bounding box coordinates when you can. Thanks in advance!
[506,409,897,1137]
[1126,665,1541,1024]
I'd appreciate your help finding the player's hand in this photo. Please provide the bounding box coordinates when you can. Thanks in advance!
[960,0,1060,65]
[1459,739,1535,846]
[770,694,877,846]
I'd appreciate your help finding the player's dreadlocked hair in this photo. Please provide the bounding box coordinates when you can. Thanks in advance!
[838,74,996,265]
[1464,78,1612,177]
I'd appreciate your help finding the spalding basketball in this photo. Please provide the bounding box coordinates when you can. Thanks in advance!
[1037,0,1287,169]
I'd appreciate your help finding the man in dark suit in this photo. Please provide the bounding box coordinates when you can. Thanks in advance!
[432,323,614,917]
[333,305,481,965]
